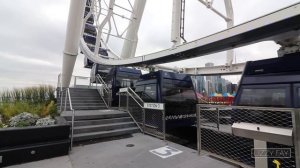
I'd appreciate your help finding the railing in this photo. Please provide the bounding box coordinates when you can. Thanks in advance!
[56,74,76,150]
[95,74,111,108]
[65,88,75,150]
[118,87,166,140]
[58,88,76,151]
[196,104,300,168]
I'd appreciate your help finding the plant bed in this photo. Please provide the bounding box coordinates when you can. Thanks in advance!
[0,116,70,167]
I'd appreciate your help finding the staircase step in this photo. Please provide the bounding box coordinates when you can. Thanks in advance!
[58,100,104,103]
[73,127,140,142]
[71,117,133,126]
[64,106,107,110]
[57,103,106,106]
[62,110,129,121]
[73,122,136,134]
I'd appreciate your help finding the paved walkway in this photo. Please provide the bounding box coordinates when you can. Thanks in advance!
[6,134,236,168]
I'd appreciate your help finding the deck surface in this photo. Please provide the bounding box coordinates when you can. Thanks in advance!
[6,133,237,168]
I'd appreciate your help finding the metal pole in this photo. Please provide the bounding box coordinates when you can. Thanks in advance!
[118,92,121,110]
[64,90,67,111]
[126,92,129,111]
[292,109,300,168]
[217,107,220,131]
[163,109,166,141]
[60,90,63,112]
[70,109,75,150]
[143,108,146,134]
[197,104,202,155]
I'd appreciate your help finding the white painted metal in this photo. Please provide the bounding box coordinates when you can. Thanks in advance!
[253,140,268,168]
[80,2,300,66]
[94,0,115,57]
[199,0,235,66]
[198,0,228,20]
[171,0,182,46]
[184,62,245,75]
[62,0,86,87]
[224,0,234,66]
[120,0,146,59]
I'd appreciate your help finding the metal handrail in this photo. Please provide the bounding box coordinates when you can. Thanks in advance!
[65,88,75,150]
[197,104,295,112]
[128,87,144,104]
[95,74,111,108]
[119,89,166,140]
[96,74,109,89]
[127,92,143,108]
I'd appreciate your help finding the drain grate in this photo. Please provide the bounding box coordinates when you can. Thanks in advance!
[126,144,135,147]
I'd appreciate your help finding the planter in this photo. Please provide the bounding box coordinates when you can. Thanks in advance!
[0,116,70,167]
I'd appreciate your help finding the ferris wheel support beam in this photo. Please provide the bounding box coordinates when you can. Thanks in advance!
[171,0,182,46]
[224,0,234,67]
[198,0,234,67]
[61,0,85,87]
[120,0,147,59]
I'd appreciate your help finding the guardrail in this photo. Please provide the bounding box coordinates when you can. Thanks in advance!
[58,88,75,151]
[118,87,166,140]
[95,74,111,108]
[196,104,300,168]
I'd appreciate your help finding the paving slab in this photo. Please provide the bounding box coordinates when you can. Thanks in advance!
[5,133,237,168]
[69,133,236,168]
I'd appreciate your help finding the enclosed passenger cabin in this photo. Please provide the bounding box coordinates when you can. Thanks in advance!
[90,64,112,83]
[232,53,300,166]
[105,67,142,106]
[234,53,300,108]
[135,71,197,131]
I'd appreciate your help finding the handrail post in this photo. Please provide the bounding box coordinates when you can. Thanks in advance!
[293,109,300,168]
[126,91,129,111]
[64,90,67,111]
[118,92,121,110]
[163,108,166,141]
[217,107,220,131]
[143,108,146,133]
[60,90,63,112]
[70,109,75,150]
[197,104,202,155]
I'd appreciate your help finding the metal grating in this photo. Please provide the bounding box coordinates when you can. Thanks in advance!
[197,105,296,167]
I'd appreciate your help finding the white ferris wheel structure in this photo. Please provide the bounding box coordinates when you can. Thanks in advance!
[61,0,300,87]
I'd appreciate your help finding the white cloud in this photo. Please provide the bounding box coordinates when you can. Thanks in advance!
[0,52,57,67]
[0,0,299,88]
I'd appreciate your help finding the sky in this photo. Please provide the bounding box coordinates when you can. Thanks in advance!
[0,0,299,89]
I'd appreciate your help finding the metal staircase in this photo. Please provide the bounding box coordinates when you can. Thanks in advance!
[61,109,139,142]
[57,75,139,147]
[58,88,107,110]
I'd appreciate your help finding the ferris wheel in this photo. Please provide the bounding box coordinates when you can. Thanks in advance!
[79,0,235,67]
[61,0,300,87]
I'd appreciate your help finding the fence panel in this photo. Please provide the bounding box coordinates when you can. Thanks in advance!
[197,105,297,168]
[144,108,165,139]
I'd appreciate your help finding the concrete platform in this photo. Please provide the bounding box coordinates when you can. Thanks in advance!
[6,133,237,168]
